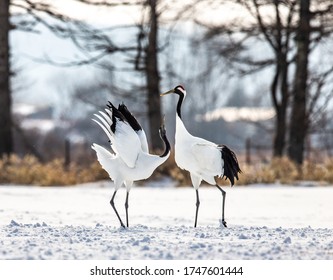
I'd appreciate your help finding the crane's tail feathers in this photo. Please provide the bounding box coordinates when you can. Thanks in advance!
[219,145,241,186]
[91,143,115,156]
[91,143,115,178]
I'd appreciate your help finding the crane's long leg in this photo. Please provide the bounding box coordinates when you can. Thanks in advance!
[216,185,227,227]
[125,191,129,227]
[194,189,200,227]
[110,190,125,228]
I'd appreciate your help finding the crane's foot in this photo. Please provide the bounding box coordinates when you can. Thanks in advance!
[221,219,227,228]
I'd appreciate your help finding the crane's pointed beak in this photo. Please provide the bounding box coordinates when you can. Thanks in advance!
[160,89,174,96]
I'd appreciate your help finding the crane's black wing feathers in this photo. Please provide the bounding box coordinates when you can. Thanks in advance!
[219,145,241,186]
[106,101,126,133]
[118,103,142,132]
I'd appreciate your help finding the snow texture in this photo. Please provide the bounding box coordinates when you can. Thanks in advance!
[0,181,333,260]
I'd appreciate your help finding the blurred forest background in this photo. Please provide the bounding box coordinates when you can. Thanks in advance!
[1,0,333,186]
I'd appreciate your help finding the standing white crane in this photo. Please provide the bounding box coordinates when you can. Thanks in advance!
[91,102,170,227]
[161,85,241,227]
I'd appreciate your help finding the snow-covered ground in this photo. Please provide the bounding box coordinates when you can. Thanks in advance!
[0,180,333,260]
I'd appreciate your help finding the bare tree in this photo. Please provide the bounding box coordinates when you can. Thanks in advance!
[248,0,295,158]
[62,0,173,150]
[0,0,13,157]
[197,0,297,157]
[145,0,162,150]
[288,0,311,164]
[196,0,333,163]
[4,0,167,156]
[36,0,164,150]
[288,0,333,164]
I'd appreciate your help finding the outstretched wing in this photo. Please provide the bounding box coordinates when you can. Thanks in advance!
[118,103,149,153]
[92,102,142,168]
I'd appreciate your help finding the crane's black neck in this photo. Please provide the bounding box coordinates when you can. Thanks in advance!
[160,133,170,158]
[176,92,184,119]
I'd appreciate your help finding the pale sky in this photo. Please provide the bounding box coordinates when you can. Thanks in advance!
[11,0,253,27]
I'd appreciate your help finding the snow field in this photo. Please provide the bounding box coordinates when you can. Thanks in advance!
[0,181,333,259]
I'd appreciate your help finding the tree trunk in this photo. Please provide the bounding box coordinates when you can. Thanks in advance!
[288,0,311,164]
[273,109,286,157]
[271,53,289,158]
[0,0,13,157]
[145,0,162,150]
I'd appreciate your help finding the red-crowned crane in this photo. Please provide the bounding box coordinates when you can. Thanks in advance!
[161,85,241,227]
[91,102,170,227]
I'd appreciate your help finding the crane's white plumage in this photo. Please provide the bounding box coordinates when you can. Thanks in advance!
[161,85,241,227]
[93,112,141,168]
[136,129,149,153]
[117,103,149,154]
[91,102,170,227]
[175,118,223,186]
